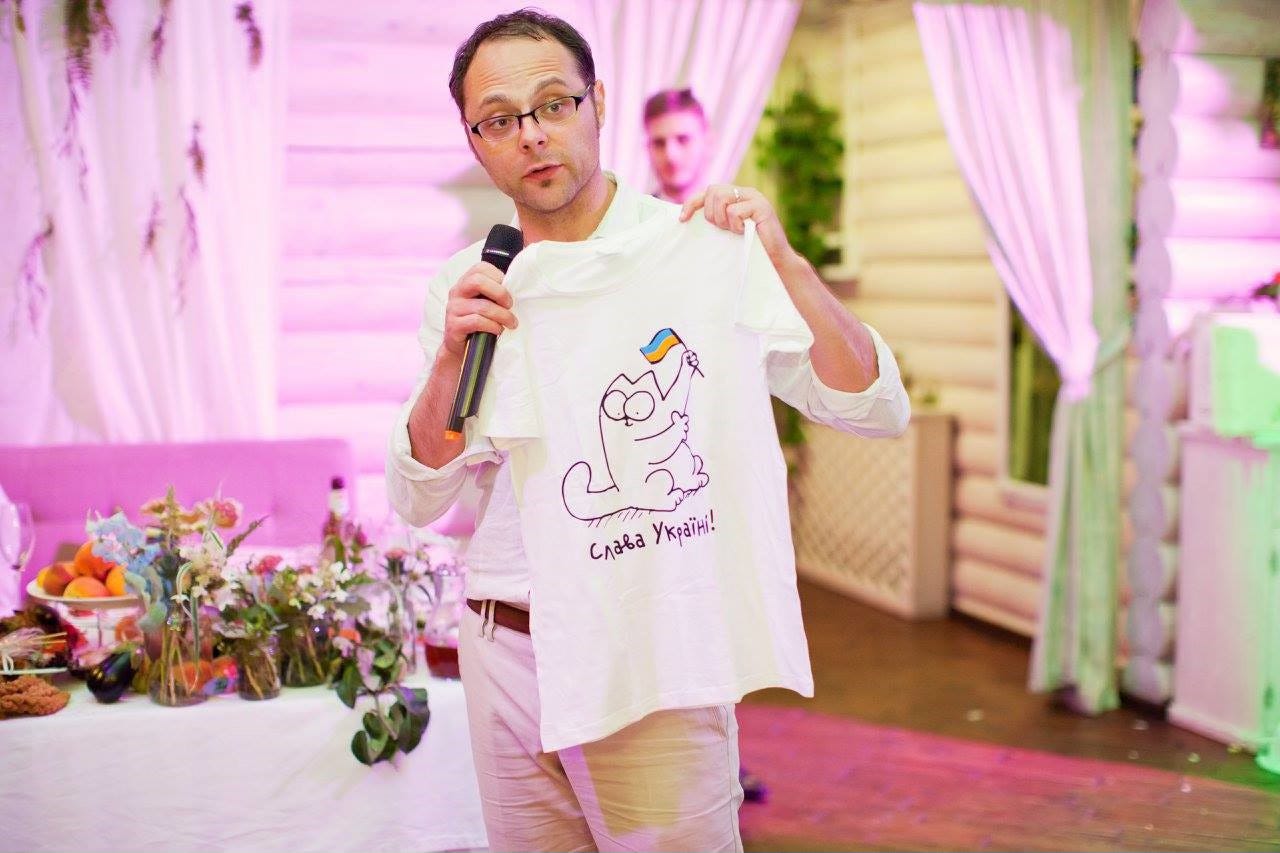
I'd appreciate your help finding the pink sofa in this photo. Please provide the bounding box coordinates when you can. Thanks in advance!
[0,439,355,589]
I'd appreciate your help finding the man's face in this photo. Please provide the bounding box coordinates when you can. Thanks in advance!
[646,110,710,200]
[461,37,605,214]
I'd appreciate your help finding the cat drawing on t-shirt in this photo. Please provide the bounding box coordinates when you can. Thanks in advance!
[562,330,710,523]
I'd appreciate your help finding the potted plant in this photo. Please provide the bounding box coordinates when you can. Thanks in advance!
[754,82,845,462]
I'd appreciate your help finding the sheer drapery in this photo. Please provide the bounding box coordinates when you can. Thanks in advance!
[914,0,1131,712]
[581,0,799,190]
[0,0,283,443]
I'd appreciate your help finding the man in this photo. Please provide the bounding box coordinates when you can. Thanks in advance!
[387,10,909,852]
[644,87,712,203]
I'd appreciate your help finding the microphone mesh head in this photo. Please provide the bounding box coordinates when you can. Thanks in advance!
[482,224,524,273]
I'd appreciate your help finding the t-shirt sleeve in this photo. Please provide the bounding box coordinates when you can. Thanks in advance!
[734,221,814,360]
[471,324,541,450]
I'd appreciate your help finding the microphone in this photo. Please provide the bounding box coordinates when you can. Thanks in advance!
[445,224,525,440]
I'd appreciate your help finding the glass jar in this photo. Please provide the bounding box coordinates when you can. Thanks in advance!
[148,606,209,707]
[422,562,465,680]
[278,615,332,687]
[235,635,281,700]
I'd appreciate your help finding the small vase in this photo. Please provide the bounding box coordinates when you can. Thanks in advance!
[148,608,209,707]
[279,615,331,687]
[235,637,281,701]
[374,580,418,676]
[422,563,465,680]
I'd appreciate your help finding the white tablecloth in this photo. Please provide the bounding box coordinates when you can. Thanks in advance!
[1,674,487,853]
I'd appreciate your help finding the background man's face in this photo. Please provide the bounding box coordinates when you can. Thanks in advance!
[646,110,710,200]
[461,37,605,214]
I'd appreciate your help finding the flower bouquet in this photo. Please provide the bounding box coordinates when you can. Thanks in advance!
[262,548,370,687]
[86,488,262,706]
[215,566,283,701]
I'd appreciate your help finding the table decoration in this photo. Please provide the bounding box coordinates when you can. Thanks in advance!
[85,488,262,706]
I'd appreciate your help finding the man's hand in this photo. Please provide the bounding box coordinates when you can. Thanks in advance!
[442,262,519,359]
[681,184,882,396]
[679,184,796,267]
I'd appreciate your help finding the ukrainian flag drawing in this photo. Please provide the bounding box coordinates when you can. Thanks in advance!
[640,328,682,363]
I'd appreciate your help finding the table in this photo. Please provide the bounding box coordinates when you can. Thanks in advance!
[1,674,488,853]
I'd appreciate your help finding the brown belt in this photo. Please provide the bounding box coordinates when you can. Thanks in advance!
[467,598,531,635]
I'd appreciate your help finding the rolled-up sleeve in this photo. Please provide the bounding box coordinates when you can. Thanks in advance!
[386,265,501,527]
[767,323,911,438]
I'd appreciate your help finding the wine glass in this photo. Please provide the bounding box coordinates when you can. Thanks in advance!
[1,501,35,574]
[0,502,33,619]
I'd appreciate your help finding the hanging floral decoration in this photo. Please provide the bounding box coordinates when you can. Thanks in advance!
[235,3,262,68]
[142,196,161,258]
[188,122,206,185]
[175,187,200,313]
[65,0,115,89]
[11,219,53,335]
[149,0,172,73]
[2,0,28,34]
[7,0,265,322]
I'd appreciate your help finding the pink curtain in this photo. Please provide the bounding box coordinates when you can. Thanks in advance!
[0,0,284,444]
[914,0,1132,714]
[912,2,1097,400]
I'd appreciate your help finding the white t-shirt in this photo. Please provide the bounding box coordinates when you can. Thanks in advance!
[474,209,816,751]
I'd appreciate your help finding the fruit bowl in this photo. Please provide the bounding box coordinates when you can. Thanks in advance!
[26,580,140,611]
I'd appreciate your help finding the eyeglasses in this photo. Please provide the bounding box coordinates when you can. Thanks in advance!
[469,82,595,142]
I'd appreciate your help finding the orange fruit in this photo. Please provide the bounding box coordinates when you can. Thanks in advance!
[114,614,143,644]
[104,566,127,597]
[40,562,76,596]
[73,541,119,581]
[211,656,236,683]
[175,660,215,691]
[63,576,110,598]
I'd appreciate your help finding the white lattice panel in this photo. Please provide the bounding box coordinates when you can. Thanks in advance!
[791,413,953,618]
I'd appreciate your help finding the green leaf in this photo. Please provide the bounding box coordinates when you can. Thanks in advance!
[397,712,428,754]
[392,687,431,754]
[336,663,360,708]
[362,710,385,739]
[351,730,375,766]
[393,685,430,718]
[386,701,406,740]
[367,728,389,757]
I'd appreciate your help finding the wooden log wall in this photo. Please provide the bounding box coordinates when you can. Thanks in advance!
[277,3,547,518]
[741,1,1048,635]
[1128,0,1280,704]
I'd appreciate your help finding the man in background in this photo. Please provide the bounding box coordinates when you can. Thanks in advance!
[644,87,712,203]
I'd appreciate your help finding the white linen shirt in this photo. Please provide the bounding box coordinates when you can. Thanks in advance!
[387,176,910,609]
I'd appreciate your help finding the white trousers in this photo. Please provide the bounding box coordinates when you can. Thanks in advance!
[458,606,744,853]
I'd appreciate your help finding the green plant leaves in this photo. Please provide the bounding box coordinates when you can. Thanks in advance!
[755,87,844,269]
[392,686,430,753]
[335,627,430,765]
[336,660,361,708]
[350,730,375,765]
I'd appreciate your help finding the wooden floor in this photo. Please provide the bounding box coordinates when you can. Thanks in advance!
[737,581,1280,851]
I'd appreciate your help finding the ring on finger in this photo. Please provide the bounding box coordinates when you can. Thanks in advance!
[732,186,741,202]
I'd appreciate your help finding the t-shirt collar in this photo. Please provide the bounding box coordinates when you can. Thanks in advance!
[510,171,640,243]
[589,172,643,240]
